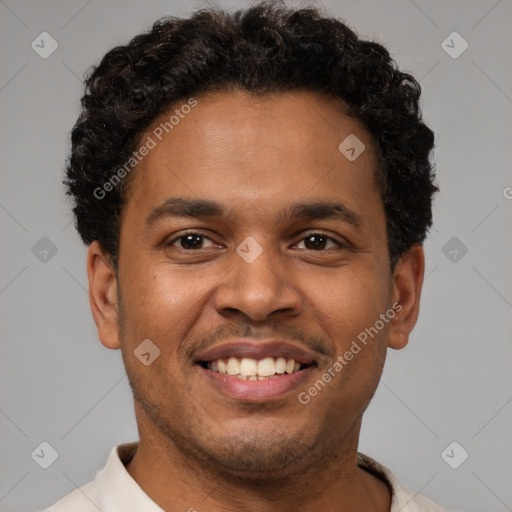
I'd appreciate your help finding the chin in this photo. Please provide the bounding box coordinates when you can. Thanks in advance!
[184,426,321,481]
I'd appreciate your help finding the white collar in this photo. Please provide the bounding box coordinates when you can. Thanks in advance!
[54,441,444,512]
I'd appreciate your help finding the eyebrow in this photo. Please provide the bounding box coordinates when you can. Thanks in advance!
[145,197,362,228]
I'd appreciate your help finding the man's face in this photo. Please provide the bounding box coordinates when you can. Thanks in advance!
[102,90,403,477]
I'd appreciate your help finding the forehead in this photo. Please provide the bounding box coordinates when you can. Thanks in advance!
[122,89,381,228]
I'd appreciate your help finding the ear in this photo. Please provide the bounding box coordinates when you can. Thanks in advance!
[388,244,425,350]
[87,241,120,350]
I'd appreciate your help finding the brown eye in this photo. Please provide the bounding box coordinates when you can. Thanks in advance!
[168,233,216,250]
[296,233,342,251]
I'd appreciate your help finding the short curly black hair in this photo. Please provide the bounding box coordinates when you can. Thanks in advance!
[65,2,436,270]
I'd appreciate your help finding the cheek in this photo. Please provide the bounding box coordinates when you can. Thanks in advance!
[303,264,390,338]
[118,268,208,390]
[303,264,390,392]
[118,263,214,347]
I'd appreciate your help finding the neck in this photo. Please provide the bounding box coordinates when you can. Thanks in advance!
[125,405,391,512]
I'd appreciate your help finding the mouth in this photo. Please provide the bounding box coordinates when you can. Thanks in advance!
[194,339,318,402]
[197,356,313,380]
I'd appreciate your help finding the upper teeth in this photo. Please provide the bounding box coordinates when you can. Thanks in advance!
[208,357,301,378]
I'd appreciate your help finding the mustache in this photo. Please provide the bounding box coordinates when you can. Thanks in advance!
[184,321,331,360]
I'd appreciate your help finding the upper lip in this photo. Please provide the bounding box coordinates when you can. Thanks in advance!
[194,339,318,365]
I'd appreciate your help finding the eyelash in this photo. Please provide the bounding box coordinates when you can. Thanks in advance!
[167,230,345,251]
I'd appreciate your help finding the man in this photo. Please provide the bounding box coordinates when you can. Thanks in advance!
[44,2,444,510]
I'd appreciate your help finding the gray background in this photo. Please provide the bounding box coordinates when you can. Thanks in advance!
[0,0,511,510]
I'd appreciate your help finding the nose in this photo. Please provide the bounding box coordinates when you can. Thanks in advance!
[213,240,303,322]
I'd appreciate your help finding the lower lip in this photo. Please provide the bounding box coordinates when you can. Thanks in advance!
[198,365,315,402]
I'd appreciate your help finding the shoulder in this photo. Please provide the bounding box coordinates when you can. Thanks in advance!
[357,452,447,512]
[40,480,100,512]
[396,486,447,511]
[38,442,137,512]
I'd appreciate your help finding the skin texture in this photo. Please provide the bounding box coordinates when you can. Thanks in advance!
[87,89,425,512]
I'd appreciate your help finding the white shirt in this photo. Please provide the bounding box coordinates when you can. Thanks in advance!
[41,442,446,511]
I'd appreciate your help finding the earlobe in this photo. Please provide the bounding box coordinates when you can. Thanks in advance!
[388,244,425,350]
[87,241,121,350]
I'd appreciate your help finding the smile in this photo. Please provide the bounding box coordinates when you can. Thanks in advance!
[193,339,319,401]
[201,356,311,380]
